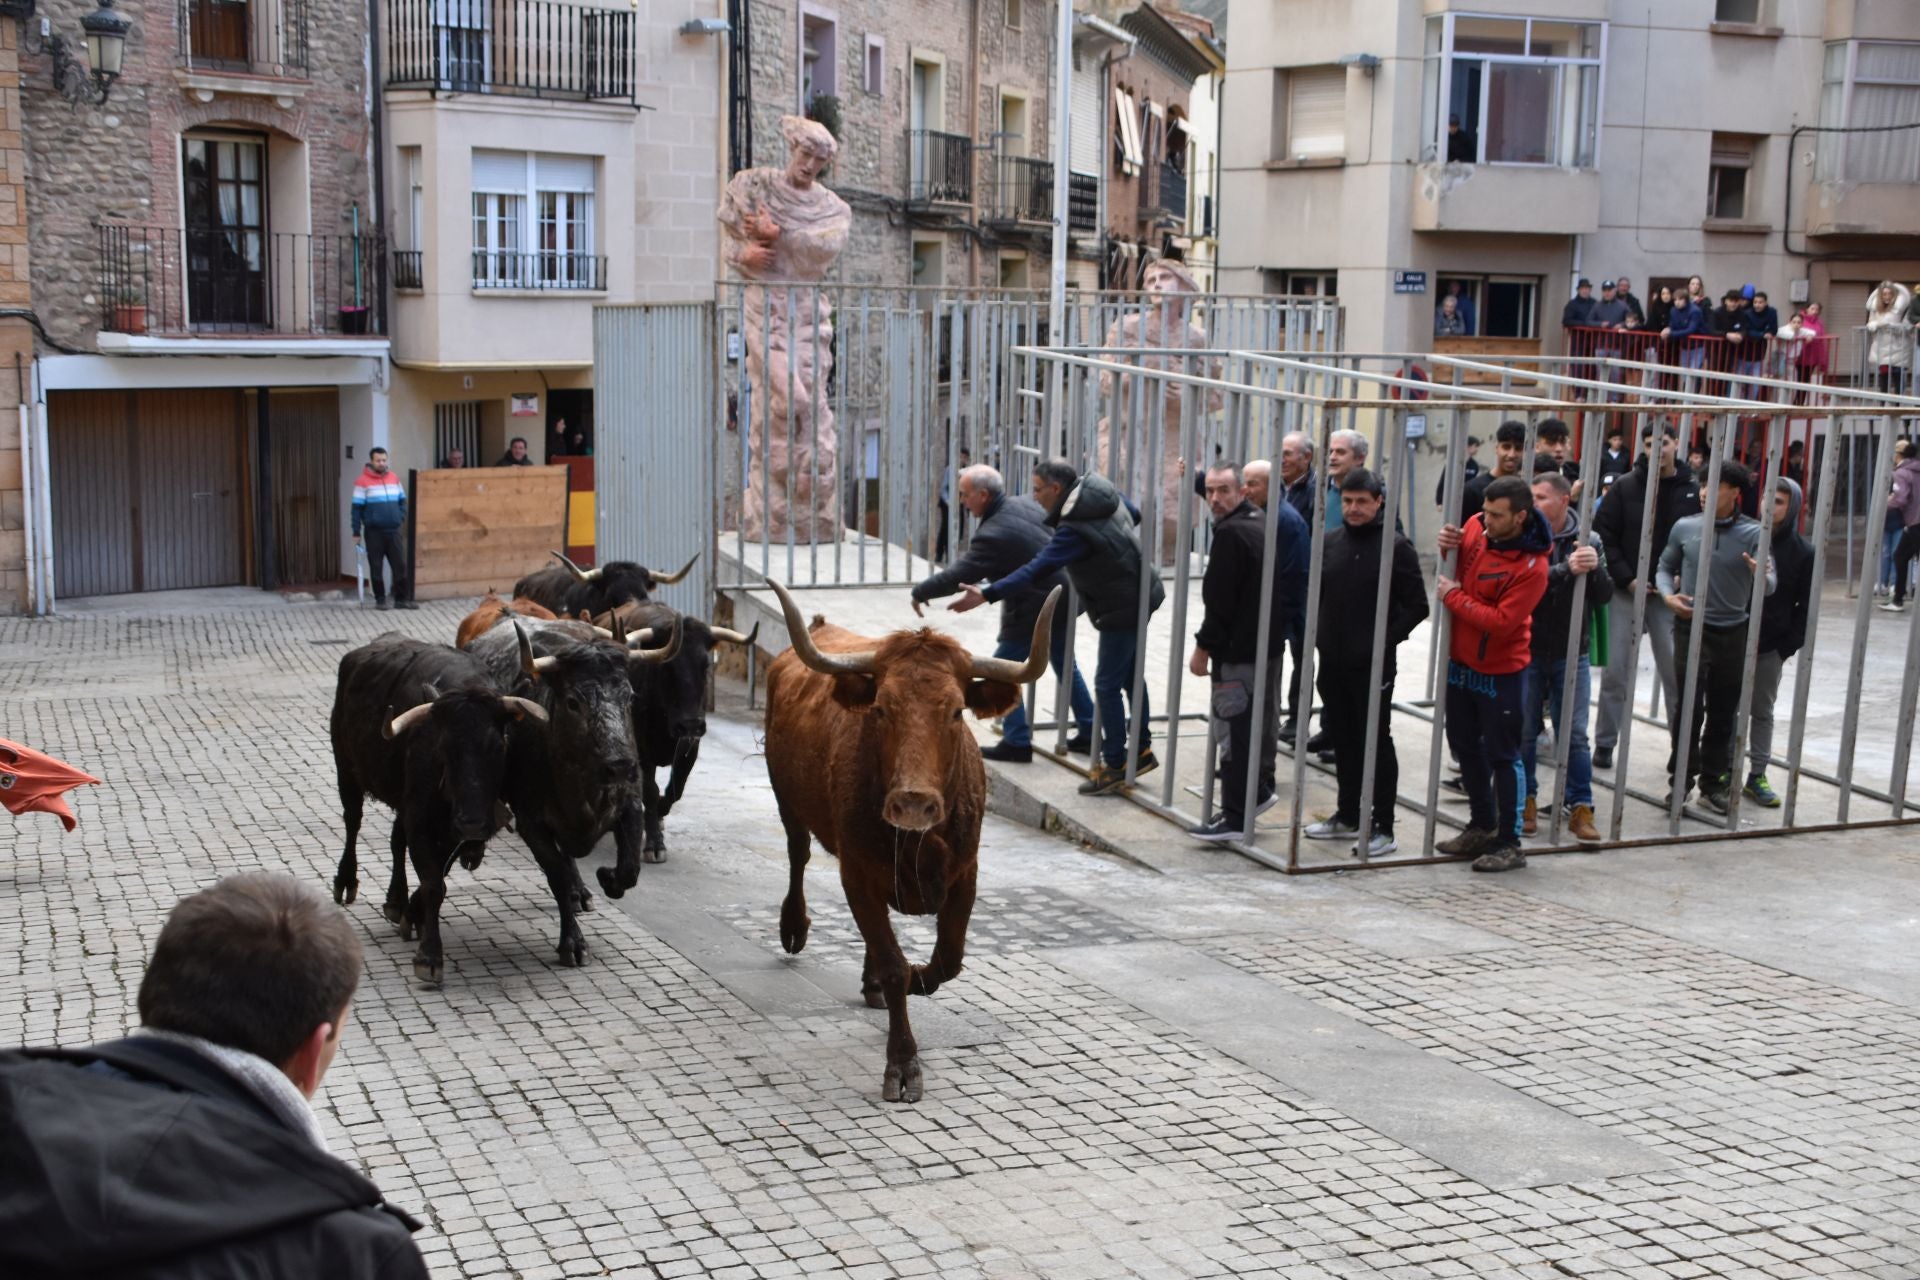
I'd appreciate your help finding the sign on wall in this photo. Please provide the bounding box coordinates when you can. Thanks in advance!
[510,393,540,417]
[1394,271,1428,295]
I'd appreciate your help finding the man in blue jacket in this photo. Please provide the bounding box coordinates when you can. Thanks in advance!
[351,447,415,610]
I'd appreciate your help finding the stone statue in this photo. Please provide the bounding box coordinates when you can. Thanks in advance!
[1094,258,1224,563]
[718,115,854,544]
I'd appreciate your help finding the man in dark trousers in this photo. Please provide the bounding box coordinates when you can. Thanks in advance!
[0,874,428,1278]
[351,446,416,610]
[957,460,1164,795]
[914,463,1093,762]
[1434,475,1551,872]
[1304,468,1429,859]
[1187,460,1309,841]
[1743,476,1814,808]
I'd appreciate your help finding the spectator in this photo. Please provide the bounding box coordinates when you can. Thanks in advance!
[1598,426,1632,481]
[0,874,429,1278]
[1663,289,1710,368]
[1303,468,1429,858]
[496,436,534,466]
[936,448,973,562]
[1435,295,1468,336]
[1433,435,1482,507]
[1446,114,1475,163]
[1783,439,1807,491]
[1233,457,1295,781]
[1537,418,1581,494]
[914,464,1093,762]
[1738,290,1778,395]
[1616,276,1646,328]
[351,447,416,611]
[1321,429,1369,530]
[1796,301,1830,382]
[1866,282,1914,394]
[568,429,593,457]
[1906,281,1920,329]
[1590,280,1630,331]
[1461,420,1527,521]
[1646,285,1674,334]
[1708,290,1751,383]
[1882,439,1920,612]
[1561,278,1597,330]
[1657,460,1776,812]
[1276,430,1316,526]
[439,447,466,469]
[550,417,571,458]
[1878,439,1916,599]
[1187,461,1309,841]
[1517,470,1609,843]
[1444,280,1477,334]
[1688,444,1710,475]
[1242,459,1272,511]
[1744,477,1814,808]
[1433,475,1551,872]
[1686,275,1709,310]
[1591,420,1700,769]
[958,461,1164,795]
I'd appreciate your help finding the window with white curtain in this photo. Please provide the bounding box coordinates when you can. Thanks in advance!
[1818,41,1920,184]
[470,149,600,290]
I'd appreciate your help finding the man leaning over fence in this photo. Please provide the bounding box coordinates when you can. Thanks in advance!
[1742,477,1814,808]
[1434,475,1551,873]
[1519,468,1609,844]
[1187,461,1309,843]
[913,464,1094,763]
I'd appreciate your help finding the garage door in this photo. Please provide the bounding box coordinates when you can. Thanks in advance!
[49,388,248,598]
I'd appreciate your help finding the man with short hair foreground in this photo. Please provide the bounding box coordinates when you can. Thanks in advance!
[0,873,428,1277]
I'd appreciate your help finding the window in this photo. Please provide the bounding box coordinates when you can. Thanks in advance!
[1263,270,1338,298]
[471,150,599,290]
[1714,0,1761,22]
[1438,272,1541,339]
[1005,0,1021,30]
[863,34,882,96]
[1113,85,1143,175]
[402,147,424,251]
[1274,66,1346,161]
[1708,133,1756,220]
[998,252,1028,290]
[1818,41,1920,183]
[1419,14,1603,167]
[434,402,483,467]
[434,0,491,91]
[802,12,837,107]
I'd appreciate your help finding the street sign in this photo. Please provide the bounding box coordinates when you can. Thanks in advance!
[1404,413,1428,440]
[1394,270,1427,294]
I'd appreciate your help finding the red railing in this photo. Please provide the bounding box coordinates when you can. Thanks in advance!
[1561,325,1838,401]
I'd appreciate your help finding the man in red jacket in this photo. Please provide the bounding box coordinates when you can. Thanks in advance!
[1433,475,1551,872]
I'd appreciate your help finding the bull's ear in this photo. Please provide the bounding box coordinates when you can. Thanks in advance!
[829,673,877,709]
[966,678,1022,720]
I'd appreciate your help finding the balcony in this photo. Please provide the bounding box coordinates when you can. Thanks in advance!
[906,130,973,206]
[177,0,310,80]
[97,224,387,337]
[986,154,1053,227]
[471,249,607,291]
[1068,170,1097,234]
[1412,162,1599,235]
[386,0,636,102]
[1805,179,1920,238]
[393,249,424,290]
[1141,159,1186,225]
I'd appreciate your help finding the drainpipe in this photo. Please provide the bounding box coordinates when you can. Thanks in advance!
[967,0,982,289]
[367,0,387,288]
[16,356,34,615]
[32,392,53,614]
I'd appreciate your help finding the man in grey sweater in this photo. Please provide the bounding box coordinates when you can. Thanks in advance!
[1656,460,1777,812]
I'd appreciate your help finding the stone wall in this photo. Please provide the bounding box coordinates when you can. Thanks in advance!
[0,25,31,614]
[22,0,376,349]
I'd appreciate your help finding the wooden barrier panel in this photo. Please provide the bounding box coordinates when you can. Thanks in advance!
[1431,336,1543,385]
[410,465,571,601]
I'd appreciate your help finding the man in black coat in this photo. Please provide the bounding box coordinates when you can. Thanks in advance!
[1741,476,1815,808]
[1186,460,1310,841]
[0,873,428,1279]
[1304,468,1430,859]
[913,464,1093,762]
[1590,419,1700,767]
[1460,420,1528,521]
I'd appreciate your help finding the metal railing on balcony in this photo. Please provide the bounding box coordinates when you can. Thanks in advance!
[386,0,636,101]
[97,224,387,337]
[906,130,973,205]
[987,154,1053,225]
[1142,160,1186,223]
[393,249,424,289]
[177,0,311,77]
[1068,170,1098,234]
[471,249,607,290]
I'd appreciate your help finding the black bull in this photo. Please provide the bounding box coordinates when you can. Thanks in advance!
[512,552,697,621]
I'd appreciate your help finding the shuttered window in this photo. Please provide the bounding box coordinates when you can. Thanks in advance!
[471,149,599,290]
[1286,67,1347,160]
[1113,86,1143,172]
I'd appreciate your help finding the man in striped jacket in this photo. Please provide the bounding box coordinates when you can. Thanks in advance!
[351,448,415,610]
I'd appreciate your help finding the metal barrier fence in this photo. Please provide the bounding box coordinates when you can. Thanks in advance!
[713,284,1342,590]
[998,344,1920,872]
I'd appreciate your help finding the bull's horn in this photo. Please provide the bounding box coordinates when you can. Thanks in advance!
[709,620,760,647]
[422,681,443,701]
[499,695,550,724]
[549,550,601,582]
[609,610,629,646]
[768,580,877,675]
[625,627,657,648]
[652,553,699,586]
[382,703,435,739]
[627,618,684,666]
[515,620,560,677]
[968,586,1063,685]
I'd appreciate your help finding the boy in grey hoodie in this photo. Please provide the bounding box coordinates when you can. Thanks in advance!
[1656,460,1777,812]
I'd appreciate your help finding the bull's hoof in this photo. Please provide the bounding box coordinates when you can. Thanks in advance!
[574,887,595,913]
[863,985,888,1009]
[643,844,667,866]
[780,900,811,954]
[882,1059,923,1104]
[413,956,444,985]
[382,901,412,939]
[457,846,486,872]
[556,938,588,968]
[595,865,634,900]
[909,964,940,997]
[333,879,357,906]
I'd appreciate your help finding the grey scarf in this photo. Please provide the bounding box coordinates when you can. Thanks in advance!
[142,1028,329,1151]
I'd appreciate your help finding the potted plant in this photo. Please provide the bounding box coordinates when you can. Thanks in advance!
[338,303,370,334]
[111,283,147,335]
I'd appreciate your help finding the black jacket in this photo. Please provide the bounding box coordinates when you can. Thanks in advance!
[1592,456,1701,589]
[1758,481,1815,659]
[1708,304,1749,340]
[1279,470,1316,526]
[1531,514,1614,662]
[1562,295,1596,329]
[1597,447,1633,481]
[1194,500,1309,662]
[0,1037,427,1280]
[1315,510,1429,671]
[913,493,1066,643]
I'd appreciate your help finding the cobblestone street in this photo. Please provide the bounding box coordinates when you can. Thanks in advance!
[3,592,1917,1280]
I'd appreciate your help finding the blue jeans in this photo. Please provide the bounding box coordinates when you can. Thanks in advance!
[1094,627,1150,768]
[1881,523,1905,591]
[1522,655,1593,809]
[994,624,1094,748]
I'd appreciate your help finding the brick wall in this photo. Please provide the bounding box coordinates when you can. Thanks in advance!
[0,25,31,614]
[22,0,376,349]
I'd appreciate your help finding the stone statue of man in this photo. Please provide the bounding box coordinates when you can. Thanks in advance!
[718,115,854,545]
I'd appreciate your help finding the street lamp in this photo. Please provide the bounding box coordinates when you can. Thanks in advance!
[19,0,132,108]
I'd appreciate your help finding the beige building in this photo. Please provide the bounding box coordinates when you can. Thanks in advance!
[1219,0,1920,369]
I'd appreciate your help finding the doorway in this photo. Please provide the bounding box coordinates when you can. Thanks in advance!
[183,134,268,332]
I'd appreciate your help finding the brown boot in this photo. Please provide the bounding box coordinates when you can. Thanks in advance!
[1568,803,1601,844]
[1522,795,1538,836]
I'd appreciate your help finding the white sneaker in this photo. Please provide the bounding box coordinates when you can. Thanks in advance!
[1878,599,1908,613]
[1351,831,1398,859]
[1303,817,1358,841]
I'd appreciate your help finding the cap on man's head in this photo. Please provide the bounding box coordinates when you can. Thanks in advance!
[1602,279,1616,291]
[1741,283,1756,300]
[1577,278,1592,289]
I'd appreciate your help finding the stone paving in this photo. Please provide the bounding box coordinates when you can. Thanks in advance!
[3,591,1919,1279]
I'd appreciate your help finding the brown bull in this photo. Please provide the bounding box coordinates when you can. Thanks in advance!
[456,591,557,650]
[763,579,1060,1103]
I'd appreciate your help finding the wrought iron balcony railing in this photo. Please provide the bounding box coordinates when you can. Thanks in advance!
[1068,170,1098,234]
[97,224,388,337]
[393,249,424,289]
[987,154,1053,225]
[177,0,311,78]
[387,0,636,101]
[906,130,973,206]
[471,248,608,290]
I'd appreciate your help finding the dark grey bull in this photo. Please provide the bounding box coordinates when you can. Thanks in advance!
[512,550,698,621]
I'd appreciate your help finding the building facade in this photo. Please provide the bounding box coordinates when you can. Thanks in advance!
[1218,0,1920,368]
